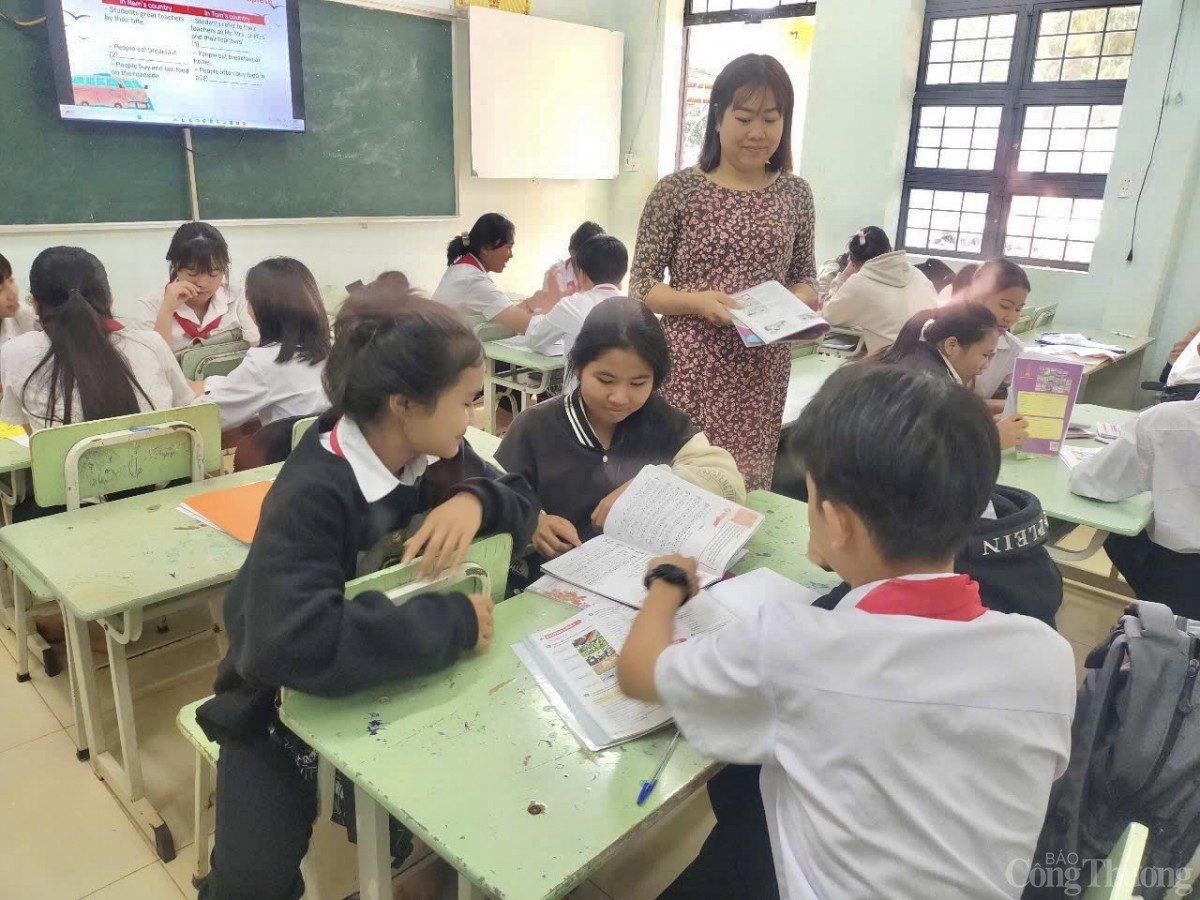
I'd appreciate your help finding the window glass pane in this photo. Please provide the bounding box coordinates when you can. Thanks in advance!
[972,128,999,150]
[975,107,1002,128]
[1019,105,1120,174]
[1005,236,1033,257]
[915,148,940,167]
[904,190,989,253]
[958,232,983,253]
[1023,129,1050,151]
[921,106,946,127]
[1090,105,1122,128]
[944,106,975,128]
[911,105,1002,171]
[910,189,934,208]
[1033,4,1139,83]
[968,150,996,170]
[951,61,983,83]
[927,63,951,85]
[958,16,988,39]
[1008,195,1102,266]
[954,39,986,62]
[942,129,972,149]
[1049,129,1086,151]
[1019,151,1047,172]
[1032,238,1067,259]
[1010,196,1040,216]
[1081,151,1113,173]
[929,41,954,63]
[988,14,1016,37]
[982,60,1010,82]
[908,208,931,229]
[962,193,989,214]
[930,18,957,41]
[1047,151,1083,172]
[924,14,1014,83]
[940,149,970,168]
[985,37,1012,60]
[918,127,941,147]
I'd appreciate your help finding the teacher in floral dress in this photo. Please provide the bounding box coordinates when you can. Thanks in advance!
[630,54,817,491]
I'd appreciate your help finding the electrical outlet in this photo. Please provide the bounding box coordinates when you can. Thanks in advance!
[623,153,639,172]
[1119,177,1133,199]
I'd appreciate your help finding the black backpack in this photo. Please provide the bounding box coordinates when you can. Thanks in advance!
[1024,601,1200,899]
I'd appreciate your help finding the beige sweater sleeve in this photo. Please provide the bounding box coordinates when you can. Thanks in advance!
[668,432,747,503]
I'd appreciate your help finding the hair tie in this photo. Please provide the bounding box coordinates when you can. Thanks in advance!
[461,231,471,248]
[856,230,867,246]
[918,318,936,342]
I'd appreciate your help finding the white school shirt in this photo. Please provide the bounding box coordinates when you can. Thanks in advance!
[656,574,1075,900]
[430,255,516,328]
[128,284,259,353]
[975,329,1023,402]
[1168,329,1200,387]
[546,258,580,296]
[1070,397,1200,553]
[319,415,437,501]
[0,327,196,429]
[202,345,328,431]
[525,283,621,389]
[0,305,38,362]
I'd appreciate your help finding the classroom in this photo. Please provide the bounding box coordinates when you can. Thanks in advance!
[1,0,1199,897]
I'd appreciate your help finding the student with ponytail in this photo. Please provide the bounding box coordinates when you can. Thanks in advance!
[1,246,194,431]
[431,212,559,335]
[195,279,537,900]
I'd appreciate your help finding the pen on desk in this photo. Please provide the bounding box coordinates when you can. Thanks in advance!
[1112,331,1136,339]
[637,731,682,806]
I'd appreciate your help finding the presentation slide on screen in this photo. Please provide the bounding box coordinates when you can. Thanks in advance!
[55,0,304,131]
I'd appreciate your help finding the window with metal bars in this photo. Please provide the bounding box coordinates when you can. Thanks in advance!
[684,1,816,27]
[899,0,1140,271]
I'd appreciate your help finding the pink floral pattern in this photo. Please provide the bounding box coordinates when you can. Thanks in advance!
[630,169,817,490]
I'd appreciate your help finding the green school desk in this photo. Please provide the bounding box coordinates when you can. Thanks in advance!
[481,341,565,435]
[0,465,282,861]
[280,490,840,900]
[1027,328,1155,409]
[0,436,33,653]
[782,353,845,425]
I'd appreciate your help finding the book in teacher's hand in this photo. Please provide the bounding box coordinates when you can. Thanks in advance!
[539,466,764,609]
[1005,354,1085,458]
[728,280,831,347]
[177,480,275,543]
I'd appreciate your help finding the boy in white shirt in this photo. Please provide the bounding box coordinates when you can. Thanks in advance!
[544,221,605,297]
[525,235,627,384]
[618,365,1076,900]
[0,253,37,360]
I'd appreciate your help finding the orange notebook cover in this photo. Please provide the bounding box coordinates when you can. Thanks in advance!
[179,480,274,543]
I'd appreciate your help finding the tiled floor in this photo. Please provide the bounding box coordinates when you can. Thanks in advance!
[0,574,1129,900]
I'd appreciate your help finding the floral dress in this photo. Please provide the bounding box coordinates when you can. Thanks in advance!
[630,168,817,490]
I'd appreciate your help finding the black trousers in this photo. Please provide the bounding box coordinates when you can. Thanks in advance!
[199,732,318,900]
[658,764,779,900]
[1105,531,1200,619]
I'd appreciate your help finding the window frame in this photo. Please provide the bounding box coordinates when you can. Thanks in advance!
[899,0,1139,271]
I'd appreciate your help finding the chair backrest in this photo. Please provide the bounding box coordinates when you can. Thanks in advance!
[292,416,317,449]
[351,532,511,603]
[1011,313,1035,335]
[30,403,222,509]
[177,340,251,380]
[1081,822,1149,900]
[1032,304,1058,330]
[819,327,865,359]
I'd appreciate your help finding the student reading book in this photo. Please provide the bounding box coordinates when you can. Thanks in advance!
[617,365,1075,900]
[540,466,761,608]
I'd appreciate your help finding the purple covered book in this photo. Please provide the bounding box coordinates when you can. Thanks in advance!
[1007,354,1086,457]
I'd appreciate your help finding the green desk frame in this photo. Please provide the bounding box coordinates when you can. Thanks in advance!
[480,342,565,435]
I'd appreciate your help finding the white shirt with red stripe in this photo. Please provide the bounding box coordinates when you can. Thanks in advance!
[430,254,516,328]
[656,572,1075,900]
[129,284,259,353]
[319,415,437,502]
[525,282,622,390]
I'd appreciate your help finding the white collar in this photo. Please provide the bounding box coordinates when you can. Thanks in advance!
[834,573,961,614]
[175,287,230,326]
[320,416,437,502]
[938,349,965,385]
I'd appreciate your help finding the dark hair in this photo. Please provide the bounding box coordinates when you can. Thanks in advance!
[244,257,332,366]
[568,297,671,389]
[949,263,979,298]
[166,222,231,280]
[915,258,956,293]
[446,213,515,266]
[847,226,892,264]
[25,247,151,426]
[789,365,999,562]
[975,258,1031,293]
[876,304,1000,365]
[568,221,605,256]
[324,282,483,423]
[698,54,794,174]
[574,235,628,287]
[0,252,11,282]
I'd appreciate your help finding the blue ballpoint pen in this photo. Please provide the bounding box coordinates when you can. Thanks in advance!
[637,731,682,806]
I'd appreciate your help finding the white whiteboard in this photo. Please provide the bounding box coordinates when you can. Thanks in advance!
[468,7,623,179]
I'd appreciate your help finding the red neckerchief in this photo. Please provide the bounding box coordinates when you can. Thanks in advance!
[454,253,485,271]
[329,419,346,459]
[856,574,986,622]
[174,312,223,343]
[104,319,124,333]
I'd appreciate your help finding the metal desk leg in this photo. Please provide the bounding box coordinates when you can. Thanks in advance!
[355,783,392,900]
[481,359,498,436]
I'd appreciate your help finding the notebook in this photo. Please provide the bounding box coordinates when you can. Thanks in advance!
[178,480,274,543]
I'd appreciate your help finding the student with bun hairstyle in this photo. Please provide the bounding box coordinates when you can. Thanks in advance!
[431,212,558,335]
[133,222,259,352]
[821,226,938,354]
[195,282,538,900]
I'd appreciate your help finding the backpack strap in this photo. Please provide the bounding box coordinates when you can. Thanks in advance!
[1134,600,1189,644]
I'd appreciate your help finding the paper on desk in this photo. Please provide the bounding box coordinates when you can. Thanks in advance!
[1035,333,1126,361]
[708,568,820,623]
[5,434,29,447]
[0,422,30,446]
[492,335,564,357]
[1059,446,1103,470]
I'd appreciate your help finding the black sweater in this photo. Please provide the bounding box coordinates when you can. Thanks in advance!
[496,390,697,541]
[197,417,539,741]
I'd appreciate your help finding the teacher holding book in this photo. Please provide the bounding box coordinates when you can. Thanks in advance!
[630,53,817,491]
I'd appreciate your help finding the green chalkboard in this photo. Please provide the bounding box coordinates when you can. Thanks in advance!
[191,0,456,219]
[0,15,190,225]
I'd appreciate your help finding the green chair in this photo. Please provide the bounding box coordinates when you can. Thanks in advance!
[1012,313,1035,335]
[292,416,318,450]
[177,340,251,381]
[1082,821,1149,900]
[1032,304,1059,331]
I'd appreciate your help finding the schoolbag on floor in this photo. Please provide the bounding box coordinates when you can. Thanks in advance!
[1024,601,1200,900]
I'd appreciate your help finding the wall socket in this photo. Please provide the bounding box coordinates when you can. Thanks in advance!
[1119,177,1133,199]
[623,153,639,172]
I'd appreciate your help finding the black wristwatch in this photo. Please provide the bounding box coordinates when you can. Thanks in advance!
[644,563,694,603]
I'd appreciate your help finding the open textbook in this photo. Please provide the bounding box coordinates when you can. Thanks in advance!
[540,467,764,608]
[516,568,816,750]
[728,280,830,347]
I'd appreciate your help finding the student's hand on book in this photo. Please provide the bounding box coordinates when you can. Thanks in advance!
[690,291,742,326]
[591,482,632,530]
[161,280,200,312]
[533,514,581,559]
[469,593,494,653]
[402,492,484,577]
[646,554,700,605]
[995,413,1030,450]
